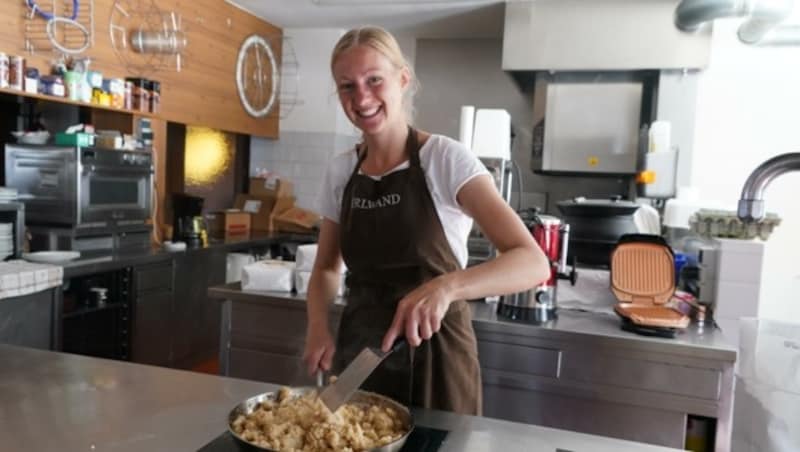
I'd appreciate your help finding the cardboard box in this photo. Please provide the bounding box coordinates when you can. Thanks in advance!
[224,210,251,235]
[274,207,321,234]
[203,212,226,237]
[234,194,295,231]
[249,177,294,198]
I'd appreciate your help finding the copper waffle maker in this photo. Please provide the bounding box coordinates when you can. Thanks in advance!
[611,234,689,338]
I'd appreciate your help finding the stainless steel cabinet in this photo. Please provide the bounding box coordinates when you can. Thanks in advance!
[0,289,58,350]
[130,248,250,370]
[213,286,343,387]
[208,289,736,452]
[475,328,734,451]
[172,249,227,369]
[132,261,174,366]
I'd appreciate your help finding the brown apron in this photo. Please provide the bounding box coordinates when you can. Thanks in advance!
[336,126,482,415]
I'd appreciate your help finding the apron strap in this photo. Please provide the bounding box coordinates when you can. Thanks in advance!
[348,143,368,180]
[351,125,420,175]
[407,126,422,168]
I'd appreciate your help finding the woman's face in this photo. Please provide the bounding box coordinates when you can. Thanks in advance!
[333,45,410,136]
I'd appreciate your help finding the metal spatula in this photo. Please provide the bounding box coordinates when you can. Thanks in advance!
[318,338,406,413]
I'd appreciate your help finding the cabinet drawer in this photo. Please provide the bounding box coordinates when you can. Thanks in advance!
[229,348,314,387]
[230,302,341,354]
[478,340,561,378]
[560,351,722,400]
[135,262,174,293]
[482,382,686,449]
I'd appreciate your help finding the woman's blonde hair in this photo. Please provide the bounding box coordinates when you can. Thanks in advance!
[330,26,419,121]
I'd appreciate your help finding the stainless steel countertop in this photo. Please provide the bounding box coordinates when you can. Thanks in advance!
[471,302,737,362]
[0,344,681,452]
[60,232,316,278]
[208,284,737,363]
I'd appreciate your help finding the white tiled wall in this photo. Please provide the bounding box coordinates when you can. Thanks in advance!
[248,28,415,214]
[692,20,800,322]
[251,132,358,211]
[250,28,359,212]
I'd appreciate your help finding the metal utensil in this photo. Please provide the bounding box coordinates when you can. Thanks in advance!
[319,338,406,414]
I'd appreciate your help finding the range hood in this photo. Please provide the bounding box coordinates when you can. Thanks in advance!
[502,0,713,72]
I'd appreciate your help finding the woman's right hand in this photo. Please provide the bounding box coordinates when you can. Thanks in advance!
[303,324,336,376]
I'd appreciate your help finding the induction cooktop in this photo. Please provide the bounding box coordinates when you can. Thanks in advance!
[198,426,449,452]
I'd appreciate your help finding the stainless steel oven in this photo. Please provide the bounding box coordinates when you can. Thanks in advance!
[5,144,153,228]
[79,148,153,225]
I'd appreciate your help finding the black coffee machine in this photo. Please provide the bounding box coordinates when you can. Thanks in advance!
[172,193,204,247]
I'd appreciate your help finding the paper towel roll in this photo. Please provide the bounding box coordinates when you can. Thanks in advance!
[242,260,295,292]
[226,253,255,283]
[471,109,511,160]
[295,244,318,272]
[295,270,312,294]
[458,105,475,149]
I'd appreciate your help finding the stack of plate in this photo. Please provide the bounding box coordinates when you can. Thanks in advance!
[0,223,14,260]
[0,188,18,203]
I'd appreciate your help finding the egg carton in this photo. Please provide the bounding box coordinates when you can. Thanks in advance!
[689,209,782,241]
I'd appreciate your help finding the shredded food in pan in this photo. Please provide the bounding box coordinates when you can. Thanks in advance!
[230,387,408,452]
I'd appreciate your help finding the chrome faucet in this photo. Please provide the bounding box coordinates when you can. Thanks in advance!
[738,153,800,222]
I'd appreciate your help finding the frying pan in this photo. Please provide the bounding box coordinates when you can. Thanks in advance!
[227,387,414,452]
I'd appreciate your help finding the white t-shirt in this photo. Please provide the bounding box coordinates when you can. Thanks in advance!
[317,134,490,268]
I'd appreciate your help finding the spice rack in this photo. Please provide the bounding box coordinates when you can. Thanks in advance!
[0,85,163,120]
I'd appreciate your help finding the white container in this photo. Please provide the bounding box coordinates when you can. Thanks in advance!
[241,260,294,292]
[295,270,312,294]
[24,77,38,94]
[648,120,671,154]
[471,109,511,160]
[226,252,255,283]
[663,186,701,228]
[641,149,679,198]
[295,244,318,272]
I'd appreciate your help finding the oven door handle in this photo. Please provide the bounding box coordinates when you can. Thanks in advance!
[84,165,154,174]
[15,160,67,169]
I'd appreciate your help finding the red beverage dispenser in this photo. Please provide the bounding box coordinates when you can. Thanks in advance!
[499,212,577,323]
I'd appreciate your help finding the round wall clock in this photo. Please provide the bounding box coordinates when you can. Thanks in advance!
[236,35,279,118]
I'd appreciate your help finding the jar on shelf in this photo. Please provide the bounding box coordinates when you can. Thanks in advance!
[64,71,81,101]
[91,87,100,104]
[124,80,133,110]
[149,80,160,114]
[104,78,125,109]
[39,75,65,97]
[0,53,9,89]
[8,56,24,91]
[126,77,151,112]
[24,67,39,94]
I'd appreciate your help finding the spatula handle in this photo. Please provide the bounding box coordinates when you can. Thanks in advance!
[389,337,407,354]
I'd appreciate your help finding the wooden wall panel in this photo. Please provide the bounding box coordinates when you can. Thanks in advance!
[149,116,168,243]
[0,0,282,138]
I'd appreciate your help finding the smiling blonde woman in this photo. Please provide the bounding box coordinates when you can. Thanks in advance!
[302,26,550,415]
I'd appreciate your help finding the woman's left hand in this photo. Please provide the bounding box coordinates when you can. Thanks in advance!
[381,275,455,352]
